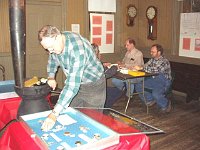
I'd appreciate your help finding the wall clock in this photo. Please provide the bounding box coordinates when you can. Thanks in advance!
[127,4,137,26]
[146,6,157,40]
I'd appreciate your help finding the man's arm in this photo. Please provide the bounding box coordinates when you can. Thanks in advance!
[54,38,85,114]
[134,51,144,67]
[47,54,59,78]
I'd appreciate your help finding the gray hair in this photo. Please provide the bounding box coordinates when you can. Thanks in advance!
[38,25,61,41]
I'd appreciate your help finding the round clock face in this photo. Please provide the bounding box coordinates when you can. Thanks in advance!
[128,6,137,18]
[146,6,156,20]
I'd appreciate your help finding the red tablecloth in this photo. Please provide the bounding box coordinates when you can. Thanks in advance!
[0,95,51,130]
[105,134,150,150]
[0,97,150,150]
[0,97,21,130]
[0,122,47,150]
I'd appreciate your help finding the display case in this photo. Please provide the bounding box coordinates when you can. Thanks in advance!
[20,107,163,150]
[20,108,119,150]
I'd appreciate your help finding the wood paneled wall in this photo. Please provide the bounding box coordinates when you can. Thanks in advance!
[65,0,88,36]
[0,0,199,82]
[103,0,177,62]
[0,0,11,53]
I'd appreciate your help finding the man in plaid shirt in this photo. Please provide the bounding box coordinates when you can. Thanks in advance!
[38,25,106,131]
[134,44,172,113]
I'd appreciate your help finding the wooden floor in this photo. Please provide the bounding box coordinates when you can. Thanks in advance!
[111,93,200,150]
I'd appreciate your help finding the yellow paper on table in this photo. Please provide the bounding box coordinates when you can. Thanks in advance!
[24,76,39,87]
[128,70,145,77]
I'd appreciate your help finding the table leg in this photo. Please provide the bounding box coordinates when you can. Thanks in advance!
[124,79,131,113]
[124,78,149,114]
[142,78,149,114]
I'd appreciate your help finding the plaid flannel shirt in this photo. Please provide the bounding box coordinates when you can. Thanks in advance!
[47,32,104,111]
[144,56,172,80]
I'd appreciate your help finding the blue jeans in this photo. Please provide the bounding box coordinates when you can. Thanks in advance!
[112,78,142,95]
[135,74,171,109]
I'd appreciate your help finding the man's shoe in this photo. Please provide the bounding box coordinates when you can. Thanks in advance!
[146,100,156,107]
[161,100,172,113]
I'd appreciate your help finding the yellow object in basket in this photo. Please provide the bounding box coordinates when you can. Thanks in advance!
[128,70,145,77]
[24,76,39,87]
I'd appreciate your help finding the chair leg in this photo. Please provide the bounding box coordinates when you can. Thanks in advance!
[0,64,5,81]
[167,93,175,109]
[146,105,149,114]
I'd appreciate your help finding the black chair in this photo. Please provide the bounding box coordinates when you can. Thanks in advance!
[165,72,175,108]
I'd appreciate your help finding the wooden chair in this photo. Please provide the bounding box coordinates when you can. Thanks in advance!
[0,64,5,81]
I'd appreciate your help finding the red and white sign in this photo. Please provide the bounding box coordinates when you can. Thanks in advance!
[90,13,114,53]
[179,13,200,58]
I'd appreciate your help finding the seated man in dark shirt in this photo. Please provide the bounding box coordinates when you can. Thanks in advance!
[91,43,122,107]
[91,43,118,79]
[134,44,172,113]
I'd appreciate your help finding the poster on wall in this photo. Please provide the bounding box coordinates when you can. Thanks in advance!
[71,24,80,34]
[90,13,114,53]
[179,13,200,59]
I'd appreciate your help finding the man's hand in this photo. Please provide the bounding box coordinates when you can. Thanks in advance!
[47,78,57,90]
[126,66,135,70]
[118,64,126,68]
[116,61,122,65]
[41,112,57,132]
[133,66,143,71]
[103,62,111,67]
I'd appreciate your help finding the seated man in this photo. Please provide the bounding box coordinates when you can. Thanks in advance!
[91,43,118,79]
[91,43,122,108]
[112,38,144,94]
[134,44,172,113]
